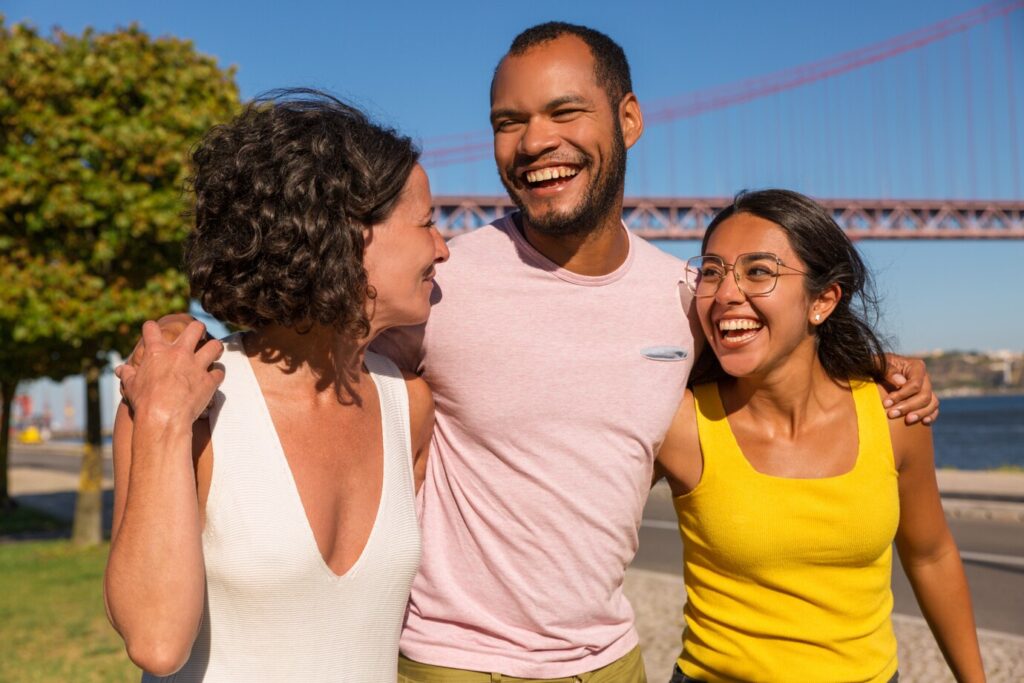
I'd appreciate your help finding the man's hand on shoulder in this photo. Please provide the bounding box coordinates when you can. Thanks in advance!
[125,313,202,368]
[881,354,939,426]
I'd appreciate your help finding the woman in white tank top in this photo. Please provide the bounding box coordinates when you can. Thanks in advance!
[104,90,449,682]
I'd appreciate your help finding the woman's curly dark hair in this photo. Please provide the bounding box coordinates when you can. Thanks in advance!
[690,189,889,385]
[184,88,420,339]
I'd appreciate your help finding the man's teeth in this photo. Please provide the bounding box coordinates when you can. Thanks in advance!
[525,166,579,183]
[718,319,763,331]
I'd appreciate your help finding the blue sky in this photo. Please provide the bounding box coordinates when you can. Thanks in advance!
[10,0,1021,199]
[8,1,1024,427]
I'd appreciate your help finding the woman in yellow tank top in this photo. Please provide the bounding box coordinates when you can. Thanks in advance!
[655,190,985,682]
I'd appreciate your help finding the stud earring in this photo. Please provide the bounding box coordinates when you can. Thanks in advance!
[815,314,821,322]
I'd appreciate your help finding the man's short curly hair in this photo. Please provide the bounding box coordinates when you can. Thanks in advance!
[185,88,420,339]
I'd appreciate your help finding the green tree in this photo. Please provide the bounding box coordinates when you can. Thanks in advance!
[0,19,239,543]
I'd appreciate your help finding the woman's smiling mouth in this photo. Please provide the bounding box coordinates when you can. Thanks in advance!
[717,317,764,346]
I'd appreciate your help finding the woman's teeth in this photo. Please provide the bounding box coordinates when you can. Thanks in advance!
[718,319,763,331]
[718,318,763,342]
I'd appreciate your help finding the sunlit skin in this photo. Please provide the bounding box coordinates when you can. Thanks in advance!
[362,164,451,332]
[697,212,839,386]
[695,212,855,479]
[689,214,936,424]
[490,35,642,275]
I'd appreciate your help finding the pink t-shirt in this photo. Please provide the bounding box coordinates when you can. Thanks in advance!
[373,215,694,678]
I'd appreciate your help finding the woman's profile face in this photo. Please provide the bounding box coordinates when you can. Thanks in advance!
[697,213,816,379]
[362,165,450,332]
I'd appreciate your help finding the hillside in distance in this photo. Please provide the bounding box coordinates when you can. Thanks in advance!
[917,350,1023,396]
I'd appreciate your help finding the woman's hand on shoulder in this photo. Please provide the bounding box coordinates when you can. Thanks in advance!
[116,320,225,425]
[402,370,434,493]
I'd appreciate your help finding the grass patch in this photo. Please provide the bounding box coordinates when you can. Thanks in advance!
[0,540,138,682]
[0,504,68,537]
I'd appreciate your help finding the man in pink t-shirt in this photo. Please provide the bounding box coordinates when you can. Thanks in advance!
[374,26,692,681]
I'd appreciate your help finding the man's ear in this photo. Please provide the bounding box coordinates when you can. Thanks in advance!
[619,93,643,150]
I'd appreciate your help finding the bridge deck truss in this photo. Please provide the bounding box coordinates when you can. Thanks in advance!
[433,197,1024,240]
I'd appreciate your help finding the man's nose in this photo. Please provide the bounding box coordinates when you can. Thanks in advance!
[518,118,559,158]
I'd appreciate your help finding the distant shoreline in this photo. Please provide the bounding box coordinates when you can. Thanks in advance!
[935,389,1024,399]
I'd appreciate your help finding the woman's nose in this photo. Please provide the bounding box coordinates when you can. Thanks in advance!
[714,267,747,304]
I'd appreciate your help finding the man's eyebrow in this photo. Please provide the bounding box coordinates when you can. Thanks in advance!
[490,95,591,123]
[489,107,520,123]
[544,95,588,110]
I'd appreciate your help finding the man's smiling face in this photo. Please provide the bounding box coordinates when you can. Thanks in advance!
[490,35,632,237]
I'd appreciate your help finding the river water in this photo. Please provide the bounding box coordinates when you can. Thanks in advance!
[932,394,1024,470]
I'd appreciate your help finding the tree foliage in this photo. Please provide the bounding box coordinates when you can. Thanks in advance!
[1,18,240,353]
[0,18,240,537]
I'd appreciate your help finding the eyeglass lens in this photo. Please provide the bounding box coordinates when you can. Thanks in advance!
[686,253,780,297]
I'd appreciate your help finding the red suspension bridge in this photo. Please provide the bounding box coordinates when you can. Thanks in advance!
[423,1,1024,239]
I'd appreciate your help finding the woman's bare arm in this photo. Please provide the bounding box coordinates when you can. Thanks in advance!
[104,322,223,676]
[890,404,985,681]
[654,389,701,496]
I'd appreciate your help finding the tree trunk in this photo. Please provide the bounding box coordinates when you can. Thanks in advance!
[71,363,104,546]
[0,378,17,511]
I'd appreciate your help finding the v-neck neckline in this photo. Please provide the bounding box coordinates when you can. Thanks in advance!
[235,335,388,580]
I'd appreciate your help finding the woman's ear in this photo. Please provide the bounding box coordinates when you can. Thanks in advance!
[810,283,842,326]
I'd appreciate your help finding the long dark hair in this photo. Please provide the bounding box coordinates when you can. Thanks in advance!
[690,189,889,385]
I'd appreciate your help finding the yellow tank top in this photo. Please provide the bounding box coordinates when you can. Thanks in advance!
[674,381,900,683]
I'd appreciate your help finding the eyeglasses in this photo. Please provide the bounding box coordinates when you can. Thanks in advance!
[684,252,809,298]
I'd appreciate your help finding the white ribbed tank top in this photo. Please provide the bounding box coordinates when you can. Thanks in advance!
[143,334,421,682]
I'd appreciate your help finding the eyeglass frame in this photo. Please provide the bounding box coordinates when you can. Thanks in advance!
[684,252,810,298]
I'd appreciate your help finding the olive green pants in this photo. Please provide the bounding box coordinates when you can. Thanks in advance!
[398,645,647,683]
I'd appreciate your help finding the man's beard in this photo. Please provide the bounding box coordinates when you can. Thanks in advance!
[501,123,627,238]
